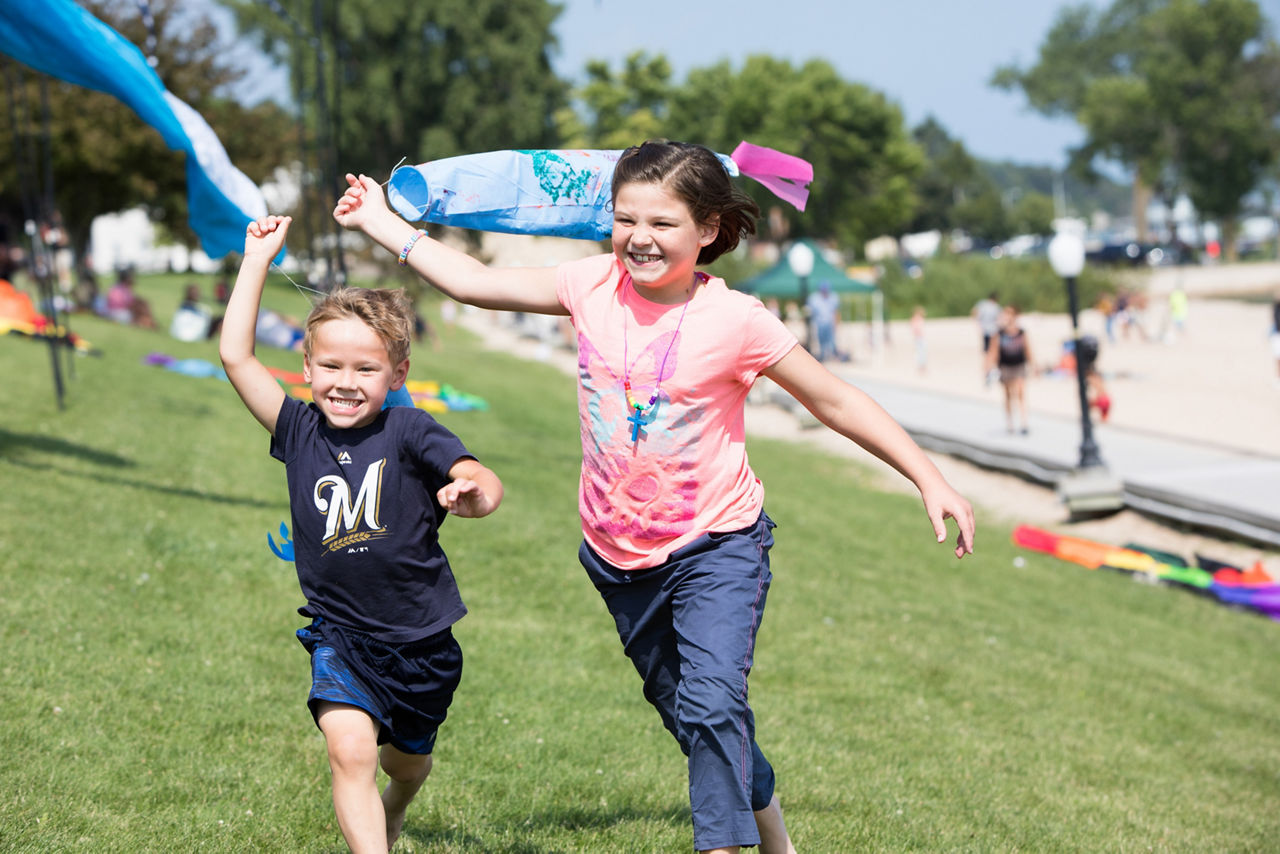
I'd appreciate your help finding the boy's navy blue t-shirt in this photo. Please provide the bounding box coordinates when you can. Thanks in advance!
[270,396,472,643]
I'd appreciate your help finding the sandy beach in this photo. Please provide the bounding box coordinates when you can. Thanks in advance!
[836,294,1279,458]
[456,235,1280,570]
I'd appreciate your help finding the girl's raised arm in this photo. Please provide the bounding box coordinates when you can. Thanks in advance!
[763,345,976,558]
[333,173,566,316]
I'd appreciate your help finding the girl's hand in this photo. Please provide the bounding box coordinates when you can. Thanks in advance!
[437,478,498,518]
[921,481,976,559]
[332,173,389,231]
[244,215,291,260]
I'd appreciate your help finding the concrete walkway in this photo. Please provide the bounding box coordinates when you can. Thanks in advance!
[827,375,1280,548]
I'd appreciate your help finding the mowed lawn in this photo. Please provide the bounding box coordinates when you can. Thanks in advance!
[2,272,1278,853]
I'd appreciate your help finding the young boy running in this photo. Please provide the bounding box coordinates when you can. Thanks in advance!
[219,215,503,853]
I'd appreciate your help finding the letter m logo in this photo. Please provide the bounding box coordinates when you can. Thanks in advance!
[314,460,386,543]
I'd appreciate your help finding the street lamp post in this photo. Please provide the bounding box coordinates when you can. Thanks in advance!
[787,241,815,353]
[1048,231,1104,470]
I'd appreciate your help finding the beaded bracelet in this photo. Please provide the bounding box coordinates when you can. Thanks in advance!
[398,228,428,266]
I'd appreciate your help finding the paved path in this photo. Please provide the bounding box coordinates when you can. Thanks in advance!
[821,374,1280,548]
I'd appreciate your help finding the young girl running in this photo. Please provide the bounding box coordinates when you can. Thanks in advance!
[334,140,976,853]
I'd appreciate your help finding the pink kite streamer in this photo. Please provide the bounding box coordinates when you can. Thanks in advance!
[730,141,814,212]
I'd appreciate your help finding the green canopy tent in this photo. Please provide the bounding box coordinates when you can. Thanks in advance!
[736,240,882,357]
[735,239,876,298]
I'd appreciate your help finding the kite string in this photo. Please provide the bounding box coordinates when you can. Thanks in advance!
[270,154,407,301]
[271,262,327,303]
[383,155,407,186]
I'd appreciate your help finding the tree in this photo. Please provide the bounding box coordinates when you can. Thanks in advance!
[663,56,922,251]
[993,0,1280,256]
[1011,191,1057,236]
[903,118,1062,243]
[559,52,673,150]
[1141,0,1280,256]
[907,116,999,237]
[0,0,292,264]
[991,0,1168,240]
[951,187,1010,243]
[223,0,568,178]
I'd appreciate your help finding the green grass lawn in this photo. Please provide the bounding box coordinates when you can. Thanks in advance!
[3,273,1278,852]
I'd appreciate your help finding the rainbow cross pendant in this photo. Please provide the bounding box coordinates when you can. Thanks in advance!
[627,405,647,442]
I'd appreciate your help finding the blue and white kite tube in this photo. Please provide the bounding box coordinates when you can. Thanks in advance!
[386,142,812,241]
[0,0,268,259]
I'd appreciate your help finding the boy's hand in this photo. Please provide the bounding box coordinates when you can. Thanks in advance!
[333,173,390,232]
[244,215,291,261]
[438,478,498,518]
[922,482,976,559]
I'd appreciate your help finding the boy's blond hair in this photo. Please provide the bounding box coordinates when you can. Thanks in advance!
[303,287,414,365]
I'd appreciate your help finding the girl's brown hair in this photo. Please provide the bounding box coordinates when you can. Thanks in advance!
[611,140,760,265]
[303,287,414,365]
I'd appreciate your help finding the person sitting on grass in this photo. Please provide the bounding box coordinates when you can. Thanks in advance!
[104,267,155,329]
[219,214,504,854]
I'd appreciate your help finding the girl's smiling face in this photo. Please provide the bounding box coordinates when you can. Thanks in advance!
[611,181,718,304]
[303,316,408,429]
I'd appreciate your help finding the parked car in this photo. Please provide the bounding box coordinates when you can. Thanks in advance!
[1086,241,1182,266]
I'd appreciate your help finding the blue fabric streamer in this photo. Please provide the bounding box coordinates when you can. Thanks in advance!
[0,0,267,259]
[387,148,739,241]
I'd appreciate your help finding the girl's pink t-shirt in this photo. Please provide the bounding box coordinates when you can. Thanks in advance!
[556,254,798,570]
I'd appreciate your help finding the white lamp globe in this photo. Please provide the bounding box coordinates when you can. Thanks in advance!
[787,241,815,277]
[1048,232,1086,278]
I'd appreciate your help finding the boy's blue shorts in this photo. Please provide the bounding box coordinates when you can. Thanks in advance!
[296,618,462,755]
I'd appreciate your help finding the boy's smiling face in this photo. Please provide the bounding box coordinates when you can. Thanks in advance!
[303,317,408,429]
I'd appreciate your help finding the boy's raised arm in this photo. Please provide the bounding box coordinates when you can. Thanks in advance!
[219,216,292,434]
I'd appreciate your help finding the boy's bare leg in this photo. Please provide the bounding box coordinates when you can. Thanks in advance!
[755,794,798,854]
[379,745,432,849]
[317,703,387,854]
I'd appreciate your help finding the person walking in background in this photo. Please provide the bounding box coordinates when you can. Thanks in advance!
[1270,290,1280,388]
[986,304,1033,435]
[1166,285,1188,343]
[972,291,1001,356]
[910,304,927,374]
[806,280,842,362]
[1097,292,1116,342]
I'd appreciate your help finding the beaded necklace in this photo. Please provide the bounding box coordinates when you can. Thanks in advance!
[622,272,705,442]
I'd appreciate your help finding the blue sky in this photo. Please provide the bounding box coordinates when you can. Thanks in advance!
[220,0,1280,170]
[548,0,1091,167]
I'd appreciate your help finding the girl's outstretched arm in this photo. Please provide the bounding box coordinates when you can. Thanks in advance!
[219,216,291,434]
[763,345,976,558]
[333,173,566,316]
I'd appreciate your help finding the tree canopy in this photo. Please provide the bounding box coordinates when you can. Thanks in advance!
[563,53,923,253]
[993,0,1280,253]
[223,0,569,179]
